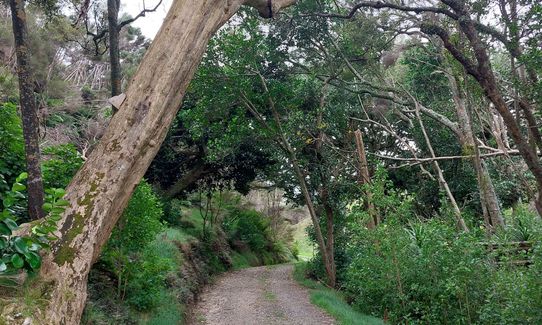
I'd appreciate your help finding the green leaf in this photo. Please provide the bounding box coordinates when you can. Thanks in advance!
[0,261,6,272]
[0,223,11,236]
[11,254,24,269]
[16,173,28,183]
[0,210,9,219]
[2,196,15,209]
[28,243,41,251]
[13,237,29,254]
[11,182,26,192]
[42,203,53,212]
[51,207,65,214]
[13,192,25,199]
[55,199,70,207]
[0,238,7,250]
[3,218,18,231]
[48,214,62,222]
[53,188,65,198]
[25,252,41,270]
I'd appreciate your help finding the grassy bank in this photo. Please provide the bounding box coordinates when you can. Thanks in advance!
[293,263,384,325]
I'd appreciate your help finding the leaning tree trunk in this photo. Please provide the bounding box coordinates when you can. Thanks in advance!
[22,0,295,323]
[414,106,469,232]
[446,71,504,228]
[9,0,45,221]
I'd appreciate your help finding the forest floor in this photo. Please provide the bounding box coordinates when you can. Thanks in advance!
[188,264,336,325]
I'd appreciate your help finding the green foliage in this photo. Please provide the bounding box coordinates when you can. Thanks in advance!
[0,103,25,187]
[344,220,485,323]
[341,207,542,324]
[223,207,293,266]
[42,144,84,189]
[294,263,384,325]
[107,181,164,252]
[0,173,66,277]
[100,180,165,309]
[223,209,269,253]
[125,238,179,311]
[349,167,415,227]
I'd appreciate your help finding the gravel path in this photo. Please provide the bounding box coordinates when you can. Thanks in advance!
[189,264,336,325]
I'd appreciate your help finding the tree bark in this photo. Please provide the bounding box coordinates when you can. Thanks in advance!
[9,0,45,221]
[107,0,121,108]
[15,1,295,323]
[435,1,542,217]
[354,129,378,228]
[446,71,504,228]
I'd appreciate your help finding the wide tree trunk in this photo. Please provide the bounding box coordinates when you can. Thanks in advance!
[9,0,45,221]
[13,0,295,323]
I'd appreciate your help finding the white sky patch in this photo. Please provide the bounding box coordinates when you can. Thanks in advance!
[122,0,172,39]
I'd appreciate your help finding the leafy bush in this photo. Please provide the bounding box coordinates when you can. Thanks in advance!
[100,180,166,310]
[301,167,542,324]
[336,181,542,325]
[0,103,25,187]
[42,144,84,189]
[345,220,489,324]
[106,180,164,254]
[222,208,292,265]
[224,209,269,253]
[0,173,67,277]
[125,238,179,311]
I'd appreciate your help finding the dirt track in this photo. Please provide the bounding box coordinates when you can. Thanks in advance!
[189,264,336,325]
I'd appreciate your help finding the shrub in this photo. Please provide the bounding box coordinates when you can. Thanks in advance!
[0,103,25,187]
[100,180,165,309]
[222,207,292,265]
[125,238,179,311]
[341,207,542,324]
[223,208,270,254]
[0,173,67,279]
[42,144,84,189]
[345,220,489,324]
[106,180,164,253]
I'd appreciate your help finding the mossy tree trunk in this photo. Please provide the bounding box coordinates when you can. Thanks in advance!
[17,0,296,323]
[9,0,45,221]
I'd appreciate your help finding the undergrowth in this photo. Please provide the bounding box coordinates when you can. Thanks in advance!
[293,263,384,325]
[83,189,294,324]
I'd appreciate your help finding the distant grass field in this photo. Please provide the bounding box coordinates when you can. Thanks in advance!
[293,263,384,325]
[292,218,315,261]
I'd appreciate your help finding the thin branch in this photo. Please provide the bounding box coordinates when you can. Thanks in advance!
[118,0,164,30]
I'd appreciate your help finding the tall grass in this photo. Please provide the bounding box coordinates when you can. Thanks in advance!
[293,263,384,325]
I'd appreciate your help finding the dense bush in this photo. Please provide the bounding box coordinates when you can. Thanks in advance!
[42,144,84,189]
[100,180,165,310]
[222,208,292,265]
[125,238,179,311]
[304,168,542,324]
[0,103,25,188]
[344,216,542,324]
[0,173,67,278]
